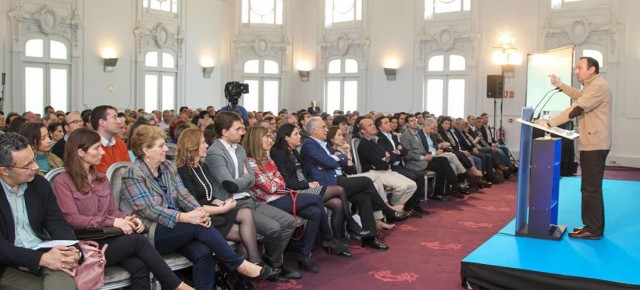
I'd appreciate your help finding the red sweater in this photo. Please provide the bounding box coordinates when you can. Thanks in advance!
[97,137,131,173]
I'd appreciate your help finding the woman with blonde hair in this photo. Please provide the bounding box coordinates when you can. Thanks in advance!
[175,128,263,267]
[120,125,272,289]
[243,126,348,273]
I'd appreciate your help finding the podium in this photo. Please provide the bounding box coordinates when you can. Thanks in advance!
[514,107,579,240]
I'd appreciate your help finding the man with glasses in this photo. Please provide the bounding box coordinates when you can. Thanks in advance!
[51,112,83,160]
[0,133,81,290]
[92,105,131,173]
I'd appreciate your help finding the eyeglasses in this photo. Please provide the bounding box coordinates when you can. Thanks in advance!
[6,156,38,171]
[68,120,83,125]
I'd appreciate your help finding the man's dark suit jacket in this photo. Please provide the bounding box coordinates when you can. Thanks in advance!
[299,138,348,186]
[0,175,77,276]
[51,138,66,160]
[376,132,405,167]
[357,137,390,172]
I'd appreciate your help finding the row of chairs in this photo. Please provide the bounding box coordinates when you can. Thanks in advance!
[45,162,193,290]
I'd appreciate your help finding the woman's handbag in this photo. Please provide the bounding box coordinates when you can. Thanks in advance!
[75,240,108,290]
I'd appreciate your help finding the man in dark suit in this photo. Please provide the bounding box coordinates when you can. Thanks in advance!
[0,133,80,289]
[205,112,299,281]
[307,100,321,116]
[375,116,429,215]
[51,112,83,160]
[301,117,407,250]
[356,118,420,217]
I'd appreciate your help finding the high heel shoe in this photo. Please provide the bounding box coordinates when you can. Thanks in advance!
[297,254,319,273]
[239,263,274,281]
[323,239,348,253]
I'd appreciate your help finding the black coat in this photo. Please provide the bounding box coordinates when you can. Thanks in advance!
[271,148,310,190]
[0,175,77,276]
[357,137,390,172]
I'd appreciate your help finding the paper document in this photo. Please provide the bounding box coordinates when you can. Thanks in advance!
[31,240,78,250]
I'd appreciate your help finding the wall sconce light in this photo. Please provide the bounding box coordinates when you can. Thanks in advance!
[103,58,118,72]
[202,66,215,78]
[492,33,523,77]
[384,68,397,81]
[299,70,310,82]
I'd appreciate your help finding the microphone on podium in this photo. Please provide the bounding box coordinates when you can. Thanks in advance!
[530,87,561,121]
[535,89,563,120]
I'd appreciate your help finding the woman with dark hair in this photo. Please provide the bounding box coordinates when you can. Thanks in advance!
[47,121,64,145]
[203,123,217,146]
[389,116,401,136]
[271,124,368,241]
[18,122,63,175]
[7,116,28,133]
[53,128,195,290]
[120,125,272,289]
[243,126,348,273]
[175,128,263,268]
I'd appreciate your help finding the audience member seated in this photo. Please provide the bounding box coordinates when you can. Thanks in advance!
[271,124,369,239]
[92,105,130,173]
[7,116,27,133]
[301,117,403,250]
[399,114,468,201]
[52,112,84,160]
[120,125,272,289]
[0,133,80,290]
[53,128,194,290]
[244,126,350,273]
[18,122,63,176]
[374,116,430,215]
[357,118,418,216]
[47,121,64,147]
[326,126,407,230]
[204,112,299,283]
[175,128,264,270]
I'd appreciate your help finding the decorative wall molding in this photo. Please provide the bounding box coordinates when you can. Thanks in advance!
[319,32,370,68]
[8,2,82,49]
[542,16,623,62]
[416,23,480,66]
[235,32,291,65]
[134,21,184,59]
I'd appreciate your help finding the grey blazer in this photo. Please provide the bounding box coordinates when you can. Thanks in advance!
[399,129,429,172]
[204,140,256,200]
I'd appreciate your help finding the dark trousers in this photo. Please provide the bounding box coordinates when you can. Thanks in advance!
[580,150,609,235]
[393,166,425,206]
[268,193,331,256]
[99,234,181,290]
[337,176,388,234]
[452,151,473,169]
[154,222,244,290]
[426,156,459,195]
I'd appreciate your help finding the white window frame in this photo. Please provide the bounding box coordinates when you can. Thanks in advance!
[241,59,282,112]
[241,0,284,26]
[325,58,359,114]
[424,53,467,117]
[424,0,471,20]
[324,0,363,28]
[23,37,71,115]
[143,51,178,112]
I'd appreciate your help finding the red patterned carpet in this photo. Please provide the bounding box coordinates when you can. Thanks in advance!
[253,166,640,290]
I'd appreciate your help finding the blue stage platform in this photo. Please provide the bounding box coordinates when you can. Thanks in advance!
[461,177,640,290]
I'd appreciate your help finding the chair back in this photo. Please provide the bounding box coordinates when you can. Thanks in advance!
[45,167,67,189]
[351,138,362,174]
[106,162,132,209]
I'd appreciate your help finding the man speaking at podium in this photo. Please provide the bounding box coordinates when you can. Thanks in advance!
[535,57,611,240]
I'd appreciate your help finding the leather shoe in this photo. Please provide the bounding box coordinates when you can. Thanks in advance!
[572,227,584,233]
[362,237,389,250]
[384,209,410,222]
[408,209,423,219]
[413,206,430,215]
[280,265,302,279]
[432,195,450,202]
[568,231,601,240]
